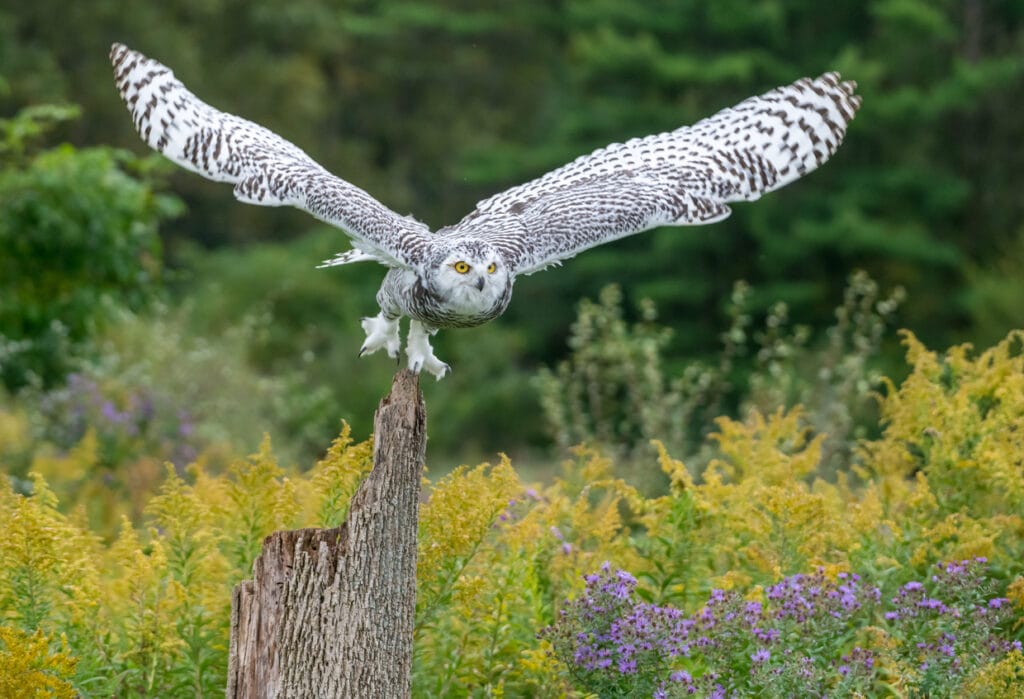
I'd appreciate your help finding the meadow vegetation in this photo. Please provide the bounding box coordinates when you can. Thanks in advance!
[2,312,1022,696]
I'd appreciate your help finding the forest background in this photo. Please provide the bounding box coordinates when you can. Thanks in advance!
[3,0,1024,472]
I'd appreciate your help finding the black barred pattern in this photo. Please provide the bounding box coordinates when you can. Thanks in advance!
[110,43,430,270]
[456,71,861,274]
[111,43,860,332]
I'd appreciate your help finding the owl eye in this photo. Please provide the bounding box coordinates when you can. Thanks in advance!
[452,261,470,274]
[487,262,497,274]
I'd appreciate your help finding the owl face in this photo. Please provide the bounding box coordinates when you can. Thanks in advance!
[431,242,509,312]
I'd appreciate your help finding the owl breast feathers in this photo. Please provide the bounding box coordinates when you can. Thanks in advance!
[110,43,862,379]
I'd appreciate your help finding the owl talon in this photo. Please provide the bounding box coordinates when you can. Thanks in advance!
[359,313,400,359]
[406,320,450,380]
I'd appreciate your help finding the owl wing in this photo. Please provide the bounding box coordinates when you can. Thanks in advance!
[110,44,430,269]
[452,73,861,275]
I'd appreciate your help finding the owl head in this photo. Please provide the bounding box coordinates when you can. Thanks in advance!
[430,239,509,308]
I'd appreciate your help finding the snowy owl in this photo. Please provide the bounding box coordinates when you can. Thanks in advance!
[111,44,862,380]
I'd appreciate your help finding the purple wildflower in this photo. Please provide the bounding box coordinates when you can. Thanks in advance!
[752,627,780,643]
[101,400,122,423]
[670,670,693,684]
[541,560,1018,698]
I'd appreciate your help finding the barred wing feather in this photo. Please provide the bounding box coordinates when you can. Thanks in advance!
[110,43,430,269]
[454,73,861,275]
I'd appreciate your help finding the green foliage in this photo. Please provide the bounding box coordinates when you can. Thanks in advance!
[0,104,80,159]
[0,106,181,392]
[1,328,1023,696]
[743,270,906,474]
[538,271,905,482]
[964,226,1024,348]
[2,302,342,537]
[3,226,541,472]
[536,285,683,469]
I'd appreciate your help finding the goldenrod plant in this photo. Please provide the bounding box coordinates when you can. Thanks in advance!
[1,328,1023,696]
[0,626,77,699]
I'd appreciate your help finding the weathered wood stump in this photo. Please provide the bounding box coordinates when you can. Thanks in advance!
[227,370,425,698]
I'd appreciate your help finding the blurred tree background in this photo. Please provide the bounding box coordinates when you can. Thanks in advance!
[1,0,1023,470]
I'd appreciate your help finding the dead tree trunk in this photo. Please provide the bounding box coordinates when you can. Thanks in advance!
[227,370,425,699]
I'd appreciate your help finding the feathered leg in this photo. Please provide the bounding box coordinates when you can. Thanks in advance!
[406,320,450,380]
[359,313,401,359]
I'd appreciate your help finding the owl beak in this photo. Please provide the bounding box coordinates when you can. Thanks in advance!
[475,275,485,291]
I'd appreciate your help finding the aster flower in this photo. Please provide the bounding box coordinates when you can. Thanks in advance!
[541,561,1018,699]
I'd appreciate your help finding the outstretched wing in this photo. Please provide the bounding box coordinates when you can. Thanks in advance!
[451,73,861,275]
[110,43,430,269]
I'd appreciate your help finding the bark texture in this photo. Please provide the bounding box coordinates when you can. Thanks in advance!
[227,370,425,699]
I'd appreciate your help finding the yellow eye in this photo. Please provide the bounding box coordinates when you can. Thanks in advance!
[453,261,470,274]
[487,262,497,274]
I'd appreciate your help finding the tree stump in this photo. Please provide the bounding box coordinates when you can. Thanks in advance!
[227,370,425,698]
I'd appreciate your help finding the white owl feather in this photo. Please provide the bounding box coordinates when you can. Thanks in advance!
[111,43,861,379]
